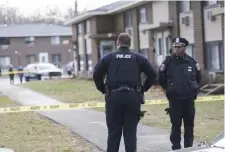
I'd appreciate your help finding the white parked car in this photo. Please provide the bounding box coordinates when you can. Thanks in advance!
[23,63,63,81]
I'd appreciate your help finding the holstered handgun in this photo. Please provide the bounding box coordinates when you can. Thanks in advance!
[136,86,145,104]
[105,85,110,96]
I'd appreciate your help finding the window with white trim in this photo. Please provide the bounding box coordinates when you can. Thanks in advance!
[0,37,10,49]
[186,44,195,58]
[26,55,36,64]
[179,0,191,12]
[0,56,11,68]
[86,54,92,71]
[139,7,147,23]
[157,38,162,55]
[24,37,35,45]
[86,20,90,34]
[205,0,218,6]
[52,54,61,65]
[79,54,84,71]
[78,23,82,34]
[51,36,60,45]
[139,49,149,59]
[124,11,132,28]
[205,41,223,70]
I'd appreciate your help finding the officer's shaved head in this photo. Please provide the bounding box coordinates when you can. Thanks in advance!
[117,33,131,48]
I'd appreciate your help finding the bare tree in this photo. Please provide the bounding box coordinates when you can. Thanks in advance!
[0,3,78,24]
[64,7,74,20]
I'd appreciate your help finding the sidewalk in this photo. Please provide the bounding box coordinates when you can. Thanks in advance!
[1,83,173,152]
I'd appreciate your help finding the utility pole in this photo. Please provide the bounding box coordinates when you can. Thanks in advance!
[74,0,78,16]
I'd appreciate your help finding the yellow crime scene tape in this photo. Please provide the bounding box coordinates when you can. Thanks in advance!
[0,95,224,114]
[2,70,29,75]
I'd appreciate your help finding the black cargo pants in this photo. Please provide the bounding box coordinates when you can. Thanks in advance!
[105,90,141,152]
[169,99,195,150]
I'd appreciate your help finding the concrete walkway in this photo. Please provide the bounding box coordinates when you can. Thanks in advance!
[0,81,183,152]
[0,148,14,152]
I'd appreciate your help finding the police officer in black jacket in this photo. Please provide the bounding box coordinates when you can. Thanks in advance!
[93,33,157,152]
[158,37,201,150]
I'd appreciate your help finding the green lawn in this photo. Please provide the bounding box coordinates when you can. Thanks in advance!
[0,96,101,152]
[95,100,224,142]
[22,79,165,103]
[23,79,224,142]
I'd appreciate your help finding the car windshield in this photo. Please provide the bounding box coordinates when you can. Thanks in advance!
[38,64,58,70]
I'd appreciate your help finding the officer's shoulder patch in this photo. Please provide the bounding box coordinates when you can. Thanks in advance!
[159,64,165,71]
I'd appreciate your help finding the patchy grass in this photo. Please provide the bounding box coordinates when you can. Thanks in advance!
[96,101,224,142]
[22,79,224,142]
[141,100,224,142]
[0,96,102,152]
[22,79,165,103]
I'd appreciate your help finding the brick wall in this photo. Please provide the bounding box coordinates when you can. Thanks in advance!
[132,8,139,51]
[114,13,125,33]
[191,1,205,68]
[71,24,77,42]
[169,1,180,37]
[90,17,98,69]
[145,3,154,62]
[220,1,224,57]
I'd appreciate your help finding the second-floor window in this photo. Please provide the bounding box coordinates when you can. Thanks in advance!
[51,36,60,45]
[139,7,147,23]
[0,37,10,45]
[24,37,35,45]
[204,0,218,6]
[0,37,10,49]
[78,23,82,35]
[86,20,90,34]
[124,11,132,28]
[179,0,191,13]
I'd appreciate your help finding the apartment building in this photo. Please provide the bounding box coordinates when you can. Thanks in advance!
[65,0,224,77]
[0,24,73,68]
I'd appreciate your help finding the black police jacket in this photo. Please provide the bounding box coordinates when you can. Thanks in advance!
[93,46,157,94]
[158,54,201,100]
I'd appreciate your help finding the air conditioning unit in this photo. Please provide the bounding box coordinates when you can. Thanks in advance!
[1,45,9,50]
[181,16,190,26]
[207,11,216,21]
[29,36,35,41]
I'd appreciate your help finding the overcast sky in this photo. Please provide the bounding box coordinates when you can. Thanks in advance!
[0,0,120,16]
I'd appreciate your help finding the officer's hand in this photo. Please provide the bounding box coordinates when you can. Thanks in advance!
[164,108,170,115]
[159,64,165,72]
[140,111,147,118]
[141,100,145,104]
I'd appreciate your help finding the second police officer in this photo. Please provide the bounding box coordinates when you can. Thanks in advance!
[93,33,157,152]
[158,37,201,150]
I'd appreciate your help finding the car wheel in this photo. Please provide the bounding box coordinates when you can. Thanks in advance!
[37,74,42,80]
[25,76,30,82]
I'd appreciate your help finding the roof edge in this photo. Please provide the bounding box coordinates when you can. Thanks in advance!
[108,1,145,14]
[64,11,107,26]
[64,1,144,26]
